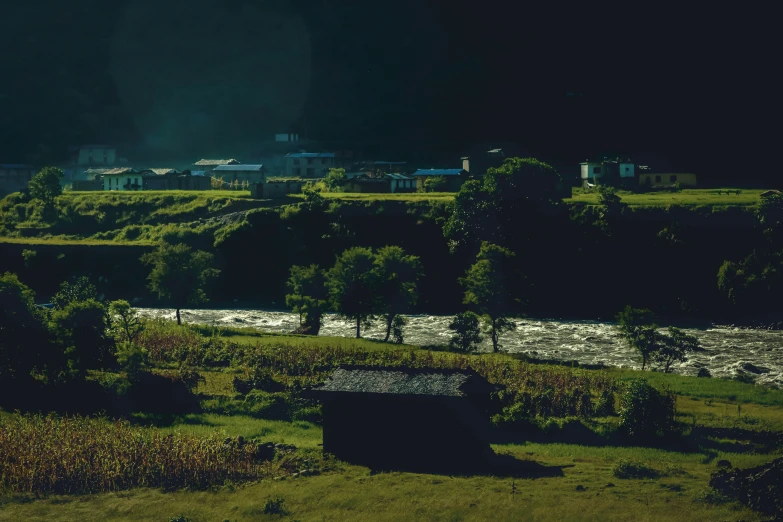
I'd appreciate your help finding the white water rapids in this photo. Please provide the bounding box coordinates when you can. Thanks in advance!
[137,308,783,387]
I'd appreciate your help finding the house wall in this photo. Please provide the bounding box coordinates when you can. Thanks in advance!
[252,180,308,198]
[103,174,143,191]
[639,173,697,187]
[390,178,416,193]
[580,163,603,180]
[72,179,102,191]
[0,168,35,196]
[619,162,635,179]
[320,394,489,471]
[79,148,116,166]
[285,157,335,178]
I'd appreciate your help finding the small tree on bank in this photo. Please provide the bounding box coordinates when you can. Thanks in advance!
[460,242,517,352]
[326,247,378,338]
[109,299,144,343]
[285,264,329,334]
[448,311,483,352]
[140,243,220,325]
[373,245,422,342]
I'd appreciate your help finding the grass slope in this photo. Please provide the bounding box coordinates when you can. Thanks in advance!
[565,189,765,207]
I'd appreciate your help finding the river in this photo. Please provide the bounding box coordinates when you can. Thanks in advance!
[136,308,783,387]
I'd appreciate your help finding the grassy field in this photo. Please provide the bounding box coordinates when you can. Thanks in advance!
[2,396,780,521]
[289,191,456,201]
[2,322,783,520]
[65,190,253,198]
[565,188,765,207]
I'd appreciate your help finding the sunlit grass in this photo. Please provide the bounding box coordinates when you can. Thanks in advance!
[565,189,764,207]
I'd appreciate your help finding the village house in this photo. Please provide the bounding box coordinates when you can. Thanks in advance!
[0,164,37,197]
[579,158,635,188]
[284,152,336,178]
[191,159,240,177]
[101,168,149,191]
[412,168,470,192]
[70,145,117,166]
[341,172,416,193]
[311,367,496,471]
[211,164,267,185]
[639,172,697,188]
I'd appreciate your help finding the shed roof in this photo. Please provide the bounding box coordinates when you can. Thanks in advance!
[101,168,147,176]
[286,152,335,158]
[313,367,494,397]
[194,159,240,166]
[213,164,265,172]
[148,168,180,175]
[412,169,466,177]
[385,173,414,180]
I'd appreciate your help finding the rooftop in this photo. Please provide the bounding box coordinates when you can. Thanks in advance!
[194,159,240,166]
[313,367,494,397]
[212,164,265,172]
[100,168,145,176]
[412,168,466,176]
[149,168,180,176]
[286,152,336,158]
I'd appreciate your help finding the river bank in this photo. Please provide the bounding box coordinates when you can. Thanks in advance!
[137,308,783,387]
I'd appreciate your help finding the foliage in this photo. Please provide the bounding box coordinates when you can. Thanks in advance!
[444,157,564,251]
[52,275,99,309]
[115,342,149,381]
[612,459,662,479]
[390,315,406,344]
[141,242,220,324]
[448,311,483,352]
[262,497,287,515]
[323,168,347,192]
[0,413,296,495]
[0,272,48,380]
[373,245,422,342]
[28,166,64,209]
[109,299,144,343]
[326,247,379,338]
[756,192,783,248]
[616,306,659,370]
[423,176,447,192]
[49,298,115,376]
[285,264,329,332]
[460,242,518,352]
[618,379,676,438]
[301,182,325,206]
[654,327,702,373]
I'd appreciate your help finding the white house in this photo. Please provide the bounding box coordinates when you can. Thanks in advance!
[580,162,603,187]
[102,168,148,191]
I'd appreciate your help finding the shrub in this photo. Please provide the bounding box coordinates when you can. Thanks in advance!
[262,497,286,515]
[595,389,616,416]
[612,459,661,479]
[618,379,676,437]
[697,368,712,378]
[115,342,149,381]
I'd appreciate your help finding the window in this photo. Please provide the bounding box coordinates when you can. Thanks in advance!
[669,175,677,182]
[307,158,313,165]
[293,159,300,165]
[293,168,301,176]
[655,175,661,182]
[625,167,630,172]
[321,158,327,164]
[593,167,601,174]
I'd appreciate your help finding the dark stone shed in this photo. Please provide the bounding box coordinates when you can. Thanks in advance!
[312,366,496,471]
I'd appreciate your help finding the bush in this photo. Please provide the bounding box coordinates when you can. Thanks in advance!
[595,389,616,416]
[448,311,483,352]
[618,379,676,438]
[612,459,661,479]
[262,497,286,515]
[115,342,149,381]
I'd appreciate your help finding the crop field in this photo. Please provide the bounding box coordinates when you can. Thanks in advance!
[565,189,766,207]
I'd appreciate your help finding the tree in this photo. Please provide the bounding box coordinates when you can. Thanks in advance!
[460,242,518,352]
[373,245,422,342]
[326,247,378,338]
[423,176,447,193]
[28,166,64,208]
[323,168,347,192]
[757,192,783,249]
[616,305,659,371]
[140,243,220,325]
[448,311,483,352]
[285,264,329,334]
[0,273,48,380]
[50,298,115,375]
[595,186,627,235]
[655,327,701,373]
[444,157,565,251]
[109,299,143,343]
[52,276,98,309]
